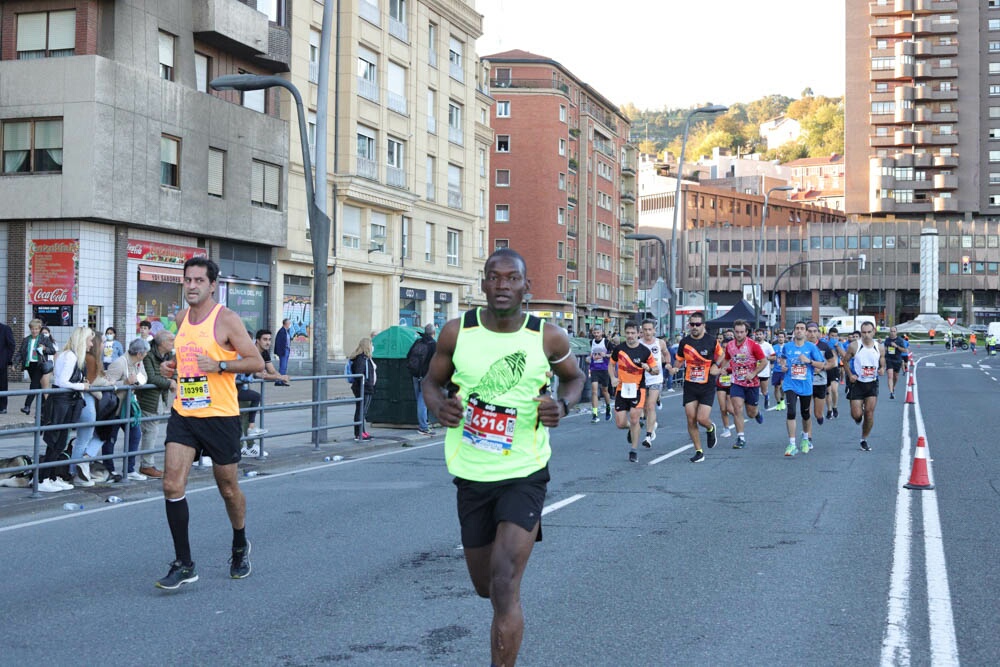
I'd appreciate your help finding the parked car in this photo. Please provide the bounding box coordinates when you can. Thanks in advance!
[969,324,988,335]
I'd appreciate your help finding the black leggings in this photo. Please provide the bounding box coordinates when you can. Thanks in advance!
[784,391,812,421]
[24,361,45,410]
[351,384,373,437]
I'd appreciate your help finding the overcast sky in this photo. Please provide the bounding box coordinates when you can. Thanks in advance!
[475,0,846,110]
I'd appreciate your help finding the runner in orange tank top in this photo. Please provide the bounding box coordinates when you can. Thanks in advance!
[155,257,264,591]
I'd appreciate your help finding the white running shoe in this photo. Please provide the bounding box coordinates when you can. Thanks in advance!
[127,471,148,481]
[246,427,269,437]
[720,427,732,438]
[53,478,74,490]
[73,474,95,488]
[37,479,65,493]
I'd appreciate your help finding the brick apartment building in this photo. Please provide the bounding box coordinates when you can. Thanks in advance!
[483,49,636,333]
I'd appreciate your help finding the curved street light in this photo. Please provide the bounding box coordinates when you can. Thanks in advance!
[211,73,332,444]
[756,185,794,330]
[668,104,728,341]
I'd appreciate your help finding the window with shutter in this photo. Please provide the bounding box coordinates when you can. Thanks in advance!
[158,32,175,81]
[251,160,265,203]
[17,11,75,59]
[208,148,225,197]
[263,163,280,208]
[160,136,180,187]
[342,205,361,249]
[195,53,209,92]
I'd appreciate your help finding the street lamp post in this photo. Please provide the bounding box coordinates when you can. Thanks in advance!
[757,185,794,330]
[625,233,668,335]
[568,279,580,335]
[211,74,332,445]
[669,104,728,340]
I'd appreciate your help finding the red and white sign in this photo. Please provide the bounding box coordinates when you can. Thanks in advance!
[947,317,957,326]
[127,240,207,265]
[29,239,78,305]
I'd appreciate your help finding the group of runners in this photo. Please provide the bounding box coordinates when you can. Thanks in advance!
[585,313,899,462]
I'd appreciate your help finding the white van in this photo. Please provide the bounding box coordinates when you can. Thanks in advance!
[823,315,876,333]
[987,322,1000,340]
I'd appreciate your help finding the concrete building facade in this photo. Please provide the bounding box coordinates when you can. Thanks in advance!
[482,49,635,334]
[845,0,1000,324]
[1,0,289,350]
[282,0,490,360]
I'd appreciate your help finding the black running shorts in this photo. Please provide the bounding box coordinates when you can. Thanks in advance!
[683,380,717,407]
[165,408,242,465]
[589,369,611,388]
[848,380,879,401]
[453,466,549,549]
[614,388,646,412]
[812,384,828,400]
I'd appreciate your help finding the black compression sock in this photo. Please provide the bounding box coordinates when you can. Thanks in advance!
[165,496,192,565]
[233,527,247,550]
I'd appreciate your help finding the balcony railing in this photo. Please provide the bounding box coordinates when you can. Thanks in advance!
[357,156,378,181]
[449,61,464,82]
[620,217,635,230]
[489,78,569,94]
[358,76,378,102]
[567,222,578,236]
[621,273,634,285]
[308,61,318,84]
[389,17,408,42]
[447,186,462,209]
[386,166,406,189]
[359,0,379,26]
[448,125,463,146]
[567,260,577,271]
[387,91,407,115]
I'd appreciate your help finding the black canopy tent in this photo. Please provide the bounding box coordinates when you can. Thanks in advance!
[705,300,762,335]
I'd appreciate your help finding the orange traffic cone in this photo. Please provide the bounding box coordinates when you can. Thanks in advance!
[908,373,914,387]
[904,436,934,490]
[905,387,914,403]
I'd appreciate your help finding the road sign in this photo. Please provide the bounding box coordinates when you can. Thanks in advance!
[947,317,957,326]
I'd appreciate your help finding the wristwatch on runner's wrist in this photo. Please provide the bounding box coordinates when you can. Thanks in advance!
[218,361,228,373]
[558,398,570,417]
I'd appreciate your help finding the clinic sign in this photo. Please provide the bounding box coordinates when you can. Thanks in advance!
[29,239,78,305]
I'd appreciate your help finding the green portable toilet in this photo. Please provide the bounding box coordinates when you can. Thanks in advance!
[367,325,426,425]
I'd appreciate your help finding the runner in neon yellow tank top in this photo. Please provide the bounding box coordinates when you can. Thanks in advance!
[423,248,585,667]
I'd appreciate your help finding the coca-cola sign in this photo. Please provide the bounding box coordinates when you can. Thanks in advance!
[29,239,78,305]
[127,239,206,264]
[33,288,70,303]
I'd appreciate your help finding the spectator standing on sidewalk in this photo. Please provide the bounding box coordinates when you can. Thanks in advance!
[105,338,150,481]
[349,337,376,441]
[13,319,56,416]
[137,330,176,478]
[273,318,292,385]
[101,327,125,370]
[406,323,437,435]
[37,326,93,493]
[0,319,14,414]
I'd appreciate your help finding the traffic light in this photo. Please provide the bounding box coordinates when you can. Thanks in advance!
[962,256,971,274]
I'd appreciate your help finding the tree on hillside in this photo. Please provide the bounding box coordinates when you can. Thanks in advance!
[800,100,844,155]
[745,94,794,126]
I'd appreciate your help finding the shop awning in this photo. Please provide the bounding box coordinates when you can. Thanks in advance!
[138,264,183,284]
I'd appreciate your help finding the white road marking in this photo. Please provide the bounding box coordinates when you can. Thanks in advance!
[981,365,992,369]
[911,385,960,665]
[925,363,936,367]
[542,493,585,516]
[961,364,972,368]
[880,403,913,666]
[647,444,694,465]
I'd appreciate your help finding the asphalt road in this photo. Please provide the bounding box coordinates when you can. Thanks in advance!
[0,346,993,665]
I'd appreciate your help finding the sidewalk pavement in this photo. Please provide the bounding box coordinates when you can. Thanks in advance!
[0,376,440,516]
